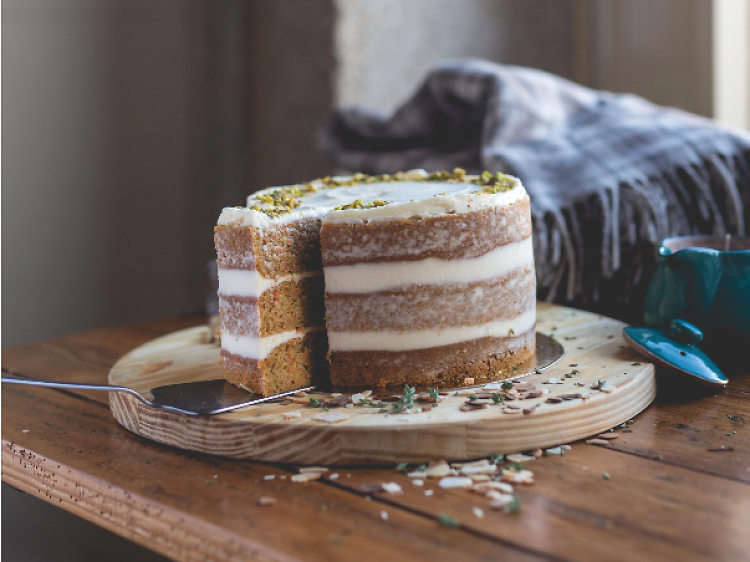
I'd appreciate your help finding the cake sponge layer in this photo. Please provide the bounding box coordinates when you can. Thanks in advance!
[328,331,535,390]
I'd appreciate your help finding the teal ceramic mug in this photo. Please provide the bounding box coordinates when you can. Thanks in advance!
[643,235,750,364]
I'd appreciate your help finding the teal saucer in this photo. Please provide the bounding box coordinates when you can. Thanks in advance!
[622,319,728,387]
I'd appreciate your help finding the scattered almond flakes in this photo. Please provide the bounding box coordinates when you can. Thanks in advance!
[263,474,275,480]
[412,479,424,486]
[506,453,535,463]
[380,510,389,521]
[530,449,543,458]
[469,474,491,482]
[424,489,434,496]
[501,468,534,485]
[312,411,349,424]
[472,481,514,494]
[545,447,564,455]
[503,408,522,414]
[472,507,485,519]
[460,464,497,475]
[351,390,372,403]
[329,473,339,480]
[451,459,489,468]
[586,439,610,445]
[291,472,323,483]
[598,432,619,439]
[407,470,427,479]
[257,496,276,506]
[488,494,515,509]
[424,461,451,478]
[439,476,474,489]
[283,411,302,420]
[460,403,488,412]
[381,482,404,495]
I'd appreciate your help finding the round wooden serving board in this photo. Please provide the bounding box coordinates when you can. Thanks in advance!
[109,303,656,465]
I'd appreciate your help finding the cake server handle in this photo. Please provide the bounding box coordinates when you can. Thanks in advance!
[2,376,148,403]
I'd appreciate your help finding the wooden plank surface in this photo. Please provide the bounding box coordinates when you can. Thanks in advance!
[3,312,750,562]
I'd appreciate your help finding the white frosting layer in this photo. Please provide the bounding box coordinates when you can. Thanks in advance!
[216,172,525,228]
[328,306,536,352]
[324,236,533,294]
[222,327,322,360]
[218,269,319,298]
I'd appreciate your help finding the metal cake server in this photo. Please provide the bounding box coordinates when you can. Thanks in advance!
[1,376,315,415]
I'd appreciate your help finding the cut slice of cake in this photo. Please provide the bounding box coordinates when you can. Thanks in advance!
[215,200,328,396]
[215,169,535,395]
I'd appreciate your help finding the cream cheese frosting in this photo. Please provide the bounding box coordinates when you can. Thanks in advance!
[218,269,320,298]
[222,326,324,360]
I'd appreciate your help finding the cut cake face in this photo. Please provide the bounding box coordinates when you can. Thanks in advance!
[214,169,536,396]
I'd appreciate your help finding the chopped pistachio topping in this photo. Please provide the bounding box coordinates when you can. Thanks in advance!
[476,171,516,194]
[332,199,391,211]
[243,167,515,217]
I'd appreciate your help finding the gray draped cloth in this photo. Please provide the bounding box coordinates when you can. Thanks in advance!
[318,59,750,322]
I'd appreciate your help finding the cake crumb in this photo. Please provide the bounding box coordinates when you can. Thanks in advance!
[257,496,276,506]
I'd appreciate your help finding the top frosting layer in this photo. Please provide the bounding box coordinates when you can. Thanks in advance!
[216,170,526,228]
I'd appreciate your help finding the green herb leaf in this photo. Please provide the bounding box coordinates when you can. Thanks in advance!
[602,471,611,480]
[427,387,440,403]
[504,494,522,514]
[309,398,323,408]
[396,462,409,472]
[438,514,460,528]
[502,381,514,389]
[491,392,504,404]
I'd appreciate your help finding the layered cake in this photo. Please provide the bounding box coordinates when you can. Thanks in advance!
[215,169,535,395]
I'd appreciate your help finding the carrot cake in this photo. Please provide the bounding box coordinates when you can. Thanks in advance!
[215,169,535,395]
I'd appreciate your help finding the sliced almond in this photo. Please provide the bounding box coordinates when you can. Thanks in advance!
[472,481,514,494]
[424,462,451,478]
[460,464,497,475]
[598,432,619,439]
[257,496,276,506]
[506,453,535,463]
[291,472,323,482]
[586,439,611,445]
[381,482,404,495]
[312,411,349,424]
[438,476,473,489]
[489,494,516,509]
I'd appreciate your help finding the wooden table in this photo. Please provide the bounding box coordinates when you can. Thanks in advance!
[3,312,749,562]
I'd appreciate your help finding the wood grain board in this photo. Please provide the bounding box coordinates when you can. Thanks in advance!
[107,303,656,464]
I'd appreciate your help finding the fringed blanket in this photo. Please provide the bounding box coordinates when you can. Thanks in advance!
[319,59,750,322]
